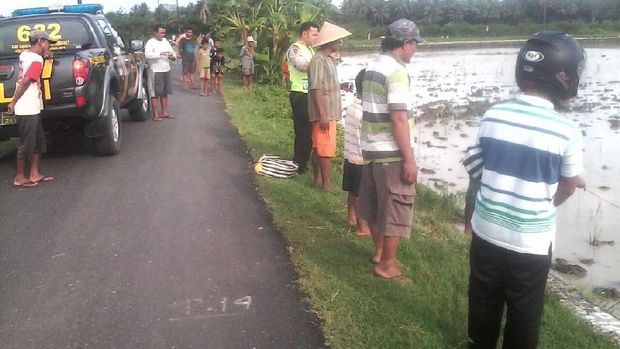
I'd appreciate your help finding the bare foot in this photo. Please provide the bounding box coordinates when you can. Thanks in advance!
[355,229,370,237]
[373,267,412,284]
[347,215,356,226]
[371,254,381,264]
[373,264,403,279]
[323,184,336,192]
[13,177,37,187]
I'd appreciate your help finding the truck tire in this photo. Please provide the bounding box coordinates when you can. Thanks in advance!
[92,96,121,156]
[128,85,149,121]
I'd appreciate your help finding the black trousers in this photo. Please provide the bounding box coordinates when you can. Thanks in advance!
[289,91,312,171]
[468,234,552,349]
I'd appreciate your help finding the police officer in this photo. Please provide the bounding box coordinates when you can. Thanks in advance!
[287,22,319,173]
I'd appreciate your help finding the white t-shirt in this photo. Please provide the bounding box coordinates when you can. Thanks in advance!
[15,51,44,116]
[145,38,174,73]
[344,98,364,165]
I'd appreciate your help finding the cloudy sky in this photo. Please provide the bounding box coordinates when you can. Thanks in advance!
[1,0,342,17]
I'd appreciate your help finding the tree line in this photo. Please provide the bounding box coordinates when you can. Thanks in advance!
[106,0,619,82]
[341,0,620,26]
[106,0,333,83]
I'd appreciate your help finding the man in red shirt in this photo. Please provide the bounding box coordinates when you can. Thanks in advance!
[7,30,55,187]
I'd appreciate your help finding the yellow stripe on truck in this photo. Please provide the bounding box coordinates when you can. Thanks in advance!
[42,59,53,100]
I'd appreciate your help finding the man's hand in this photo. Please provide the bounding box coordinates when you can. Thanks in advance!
[554,175,585,206]
[340,82,353,92]
[319,118,329,131]
[575,176,586,190]
[6,102,15,115]
[402,158,417,184]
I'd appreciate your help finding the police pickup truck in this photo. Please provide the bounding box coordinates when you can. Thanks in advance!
[0,4,149,155]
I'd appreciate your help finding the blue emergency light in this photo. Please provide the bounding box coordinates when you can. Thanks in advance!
[13,4,104,16]
[12,7,49,16]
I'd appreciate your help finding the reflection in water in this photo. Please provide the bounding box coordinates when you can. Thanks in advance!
[340,48,620,293]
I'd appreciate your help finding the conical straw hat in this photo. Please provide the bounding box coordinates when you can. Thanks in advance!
[313,22,352,47]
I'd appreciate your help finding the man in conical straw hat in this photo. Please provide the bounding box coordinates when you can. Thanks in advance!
[357,19,426,283]
[307,22,352,191]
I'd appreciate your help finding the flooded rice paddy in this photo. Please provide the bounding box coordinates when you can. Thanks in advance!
[339,47,620,311]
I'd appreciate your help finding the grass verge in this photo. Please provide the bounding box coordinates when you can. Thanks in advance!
[221,78,618,348]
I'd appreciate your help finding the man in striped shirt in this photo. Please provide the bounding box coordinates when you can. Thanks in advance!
[357,19,425,281]
[464,32,586,348]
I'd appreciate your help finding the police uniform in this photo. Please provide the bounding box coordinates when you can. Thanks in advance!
[287,41,315,172]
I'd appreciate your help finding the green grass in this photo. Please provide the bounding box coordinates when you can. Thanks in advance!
[221,78,618,348]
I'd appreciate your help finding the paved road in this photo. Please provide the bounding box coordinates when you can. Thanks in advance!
[0,76,325,348]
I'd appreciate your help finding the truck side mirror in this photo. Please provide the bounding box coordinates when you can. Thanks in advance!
[130,39,144,52]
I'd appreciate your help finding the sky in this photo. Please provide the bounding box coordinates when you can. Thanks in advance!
[1,1,197,17]
[1,0,343,17]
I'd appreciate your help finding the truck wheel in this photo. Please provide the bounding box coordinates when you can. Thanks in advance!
[128,85,149,121]
[92,96,121,156]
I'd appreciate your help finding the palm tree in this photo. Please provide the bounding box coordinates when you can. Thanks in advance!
[199,0,210,24]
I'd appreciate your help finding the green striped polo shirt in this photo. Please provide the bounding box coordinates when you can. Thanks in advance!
[361,52,414,163]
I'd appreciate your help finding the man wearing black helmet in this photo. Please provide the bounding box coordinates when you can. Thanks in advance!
[464,31,586,348]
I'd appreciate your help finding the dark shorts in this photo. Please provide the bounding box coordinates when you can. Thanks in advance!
[182,57,196,74]
[17,114,46,160]
[357,162,416,238]
[148,70,171,97]
[342,160,363,196]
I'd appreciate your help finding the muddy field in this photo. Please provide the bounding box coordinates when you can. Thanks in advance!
[339,47,620,313]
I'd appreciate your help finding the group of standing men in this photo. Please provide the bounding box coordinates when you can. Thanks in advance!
[287,18,587,349]
[143,24,228,120]
[286,18,422,284]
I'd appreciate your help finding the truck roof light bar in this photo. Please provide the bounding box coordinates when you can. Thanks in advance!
[13,4,104,16]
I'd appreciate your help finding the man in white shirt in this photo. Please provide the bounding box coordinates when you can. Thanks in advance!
[145,24,176,121]
[7,30,55,187]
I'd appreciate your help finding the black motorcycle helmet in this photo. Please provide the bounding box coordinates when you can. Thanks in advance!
[516,31,586,103]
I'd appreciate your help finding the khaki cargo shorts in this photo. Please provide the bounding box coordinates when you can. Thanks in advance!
[357,161,416,238]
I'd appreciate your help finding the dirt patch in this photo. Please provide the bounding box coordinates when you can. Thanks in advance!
[552,258,588,278]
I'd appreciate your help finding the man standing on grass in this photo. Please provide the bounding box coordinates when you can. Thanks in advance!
[287,22,319,174]
[357,19,425,281]
[145,24,176,121]
[464,31,586,349]
[7,30,56,187]
[307,22,352,191]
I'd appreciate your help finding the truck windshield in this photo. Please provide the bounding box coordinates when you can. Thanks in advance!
[0,18,93,57]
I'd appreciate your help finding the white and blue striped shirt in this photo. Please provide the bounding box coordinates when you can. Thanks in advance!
[470,95,583,255]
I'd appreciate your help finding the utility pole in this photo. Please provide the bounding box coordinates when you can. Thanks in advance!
[176,0,179,19]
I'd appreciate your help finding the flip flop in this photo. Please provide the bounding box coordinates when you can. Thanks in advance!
[153,117,162,122]
[161,114,176,119]
[14,181,38,188]
[33,176,54,183]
